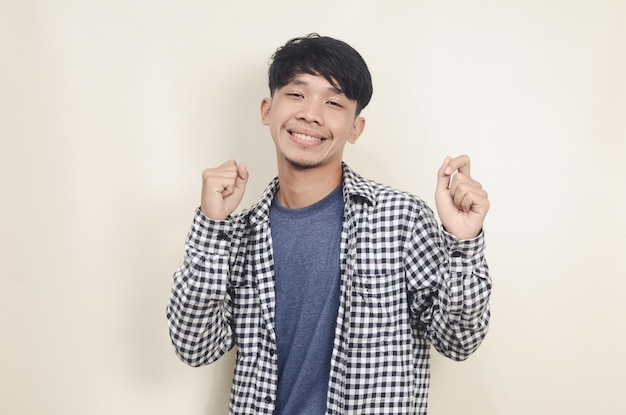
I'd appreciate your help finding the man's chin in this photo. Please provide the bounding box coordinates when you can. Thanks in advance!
[285,157,322,170]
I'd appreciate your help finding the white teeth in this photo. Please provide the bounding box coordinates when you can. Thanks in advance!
[292,132,322,142]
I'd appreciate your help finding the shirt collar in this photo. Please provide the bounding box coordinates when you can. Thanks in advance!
[341,162,377,207]
[244,162,376,227]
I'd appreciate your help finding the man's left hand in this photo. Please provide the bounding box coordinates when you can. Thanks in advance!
[435,155,490,240]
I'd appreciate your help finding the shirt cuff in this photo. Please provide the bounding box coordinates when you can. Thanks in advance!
[187,207,234,256]
[441,228,486,273]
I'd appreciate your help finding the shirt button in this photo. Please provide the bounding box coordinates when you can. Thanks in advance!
[264,396,273,404]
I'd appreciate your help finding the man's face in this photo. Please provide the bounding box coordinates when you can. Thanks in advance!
[261,73,365,171]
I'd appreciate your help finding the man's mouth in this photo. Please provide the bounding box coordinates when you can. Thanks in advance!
[290,131,324,143]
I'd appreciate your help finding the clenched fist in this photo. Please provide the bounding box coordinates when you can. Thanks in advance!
[201,160,249,220]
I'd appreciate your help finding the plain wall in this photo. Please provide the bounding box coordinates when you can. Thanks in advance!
[1,1,624,414]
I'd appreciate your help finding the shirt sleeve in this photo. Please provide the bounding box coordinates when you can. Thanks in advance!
[405,204,492,361]
[166,208,235,367]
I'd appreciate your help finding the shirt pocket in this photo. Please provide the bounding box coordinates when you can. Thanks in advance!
[348,272,402,349]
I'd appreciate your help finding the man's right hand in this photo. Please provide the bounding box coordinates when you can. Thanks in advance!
[200,160,249,220]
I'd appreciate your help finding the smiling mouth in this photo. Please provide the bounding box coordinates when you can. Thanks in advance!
[290,131,324,143]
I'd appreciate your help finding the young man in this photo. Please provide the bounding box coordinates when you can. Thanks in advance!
[167,34,491,415]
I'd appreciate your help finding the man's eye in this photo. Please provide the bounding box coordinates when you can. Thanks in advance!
[287,93,303,98]
[328,101,343,107]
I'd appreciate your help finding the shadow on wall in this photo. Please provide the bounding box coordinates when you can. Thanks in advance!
[203,349,236,414]
[427,332,497,414]
[213,54,276,203]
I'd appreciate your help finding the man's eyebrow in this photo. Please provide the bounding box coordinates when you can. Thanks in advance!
[328,85,344,95]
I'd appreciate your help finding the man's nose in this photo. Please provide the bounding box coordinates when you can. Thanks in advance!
[297,100,324,125]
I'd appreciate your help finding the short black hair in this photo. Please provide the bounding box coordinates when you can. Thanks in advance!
[268,33,373,115]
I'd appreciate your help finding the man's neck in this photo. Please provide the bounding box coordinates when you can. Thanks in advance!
[276,163,343,209]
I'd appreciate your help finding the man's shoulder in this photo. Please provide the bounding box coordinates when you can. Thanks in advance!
[343,164,429,211]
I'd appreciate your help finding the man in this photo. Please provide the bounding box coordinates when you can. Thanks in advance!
[167,34,491,415]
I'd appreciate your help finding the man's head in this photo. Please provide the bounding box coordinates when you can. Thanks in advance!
[268,34,373,115]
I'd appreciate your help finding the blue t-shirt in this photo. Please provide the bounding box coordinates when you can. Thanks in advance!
[270,184,343,415]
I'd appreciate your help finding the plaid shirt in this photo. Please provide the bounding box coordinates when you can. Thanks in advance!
[167,163,491,414]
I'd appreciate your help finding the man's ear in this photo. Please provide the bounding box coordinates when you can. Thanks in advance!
[260,98,272,125]
[348,116,366,144]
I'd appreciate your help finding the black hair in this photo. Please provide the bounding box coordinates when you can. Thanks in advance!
[268,33,373,114]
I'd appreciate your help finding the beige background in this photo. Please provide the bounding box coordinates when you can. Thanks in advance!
[1,1,625,414]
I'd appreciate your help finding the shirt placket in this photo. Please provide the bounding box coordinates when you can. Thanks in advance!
[325,196,364,414]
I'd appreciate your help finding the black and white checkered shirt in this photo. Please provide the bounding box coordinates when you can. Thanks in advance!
[167,163,491,414]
